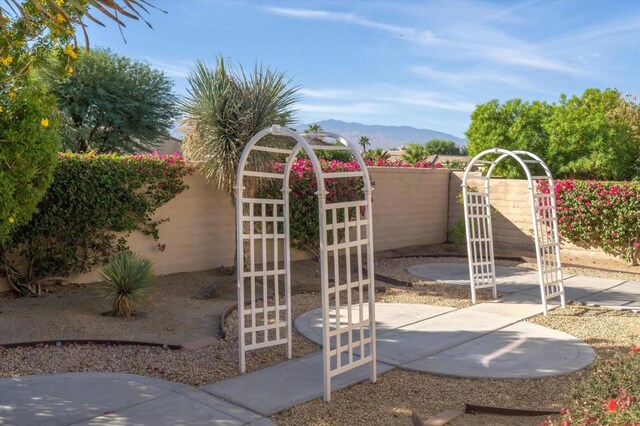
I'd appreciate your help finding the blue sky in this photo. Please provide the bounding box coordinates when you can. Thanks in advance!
[86,0,640,138]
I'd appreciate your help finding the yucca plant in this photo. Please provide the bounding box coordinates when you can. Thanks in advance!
[180,55,299,198]
[98,251,154,317]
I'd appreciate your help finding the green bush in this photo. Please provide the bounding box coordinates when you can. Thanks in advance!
[98,251,154,317]
[0,75,61,244]
[4,152,193,295]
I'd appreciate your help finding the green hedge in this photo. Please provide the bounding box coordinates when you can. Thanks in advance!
[4,152,193,293]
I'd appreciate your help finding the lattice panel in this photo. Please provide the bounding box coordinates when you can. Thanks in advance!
[533,191,563,299]
[239,199,290,352]
[322,200,374,378]
[464,192,497,297]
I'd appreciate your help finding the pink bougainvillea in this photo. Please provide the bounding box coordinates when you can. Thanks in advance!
[539,179,640,265]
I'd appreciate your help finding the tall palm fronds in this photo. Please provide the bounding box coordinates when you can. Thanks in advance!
[401,143,428,165]
[358,136,370,152]
[0,0,163,48]
[180,56,299,198]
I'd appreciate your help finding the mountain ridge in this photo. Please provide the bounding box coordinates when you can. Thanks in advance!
[296,119,466,150]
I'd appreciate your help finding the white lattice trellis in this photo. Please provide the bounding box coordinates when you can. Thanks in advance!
[235,126,377,401]
[462,148,565,315]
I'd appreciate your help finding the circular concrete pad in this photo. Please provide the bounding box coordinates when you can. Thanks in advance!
[407,262,539,286]
[296,303,595,379]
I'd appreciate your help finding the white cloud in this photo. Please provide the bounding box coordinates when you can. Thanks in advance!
[298,84,476,114]
[144,58,191,79]
[298,102,389,115]
[266,7,438,45]
[299,88,353,99]
[410,65,529,88]
[267,6,580,75]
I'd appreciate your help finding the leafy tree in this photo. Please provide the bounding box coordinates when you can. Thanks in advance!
[363,148,390,161]
[466,98,553,178]
[181,56,299,197]
[400,143,427,165]
[459,145,469,155]
[358,135,370,152]
[424,139,458,155]
[546,89,640,180]
[47,48,178,153]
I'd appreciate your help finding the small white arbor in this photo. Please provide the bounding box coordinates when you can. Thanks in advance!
[462,148,565,314]
[234,126,377,401]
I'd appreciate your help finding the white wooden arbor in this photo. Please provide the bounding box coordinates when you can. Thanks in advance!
[462,148,565,315]
[234,125,377,401]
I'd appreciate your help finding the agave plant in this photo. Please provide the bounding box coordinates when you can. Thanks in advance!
[97,251,154,317]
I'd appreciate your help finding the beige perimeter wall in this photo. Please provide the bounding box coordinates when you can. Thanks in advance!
[1,167,450,291]
[448,171,615,261]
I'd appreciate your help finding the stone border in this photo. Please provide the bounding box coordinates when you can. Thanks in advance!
[0,339,183,350]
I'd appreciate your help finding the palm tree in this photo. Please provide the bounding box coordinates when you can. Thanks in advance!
[306,124,322,133]
[0,1,161,48]
[180,55,299,198]
[400,143,428,165]
[363,148,390,161]
[358,136,370,152]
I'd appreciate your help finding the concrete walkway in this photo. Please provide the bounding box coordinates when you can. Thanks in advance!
[407,263,640,309]
[0,373,273,425]
[2,263,637,424]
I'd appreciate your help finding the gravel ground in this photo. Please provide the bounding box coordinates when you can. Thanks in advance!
[2,252,639,426]
[0,292,321,386]
[270,258,640,426]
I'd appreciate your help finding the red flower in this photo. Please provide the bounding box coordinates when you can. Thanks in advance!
[605,398,617,412]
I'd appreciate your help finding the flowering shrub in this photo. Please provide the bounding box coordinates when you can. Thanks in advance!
[543,347,640,425]
[3,152,193,294]
[258,158,441,256]
[541,180,640,265]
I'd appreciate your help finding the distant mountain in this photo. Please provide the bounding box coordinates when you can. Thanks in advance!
[295,119,466,150]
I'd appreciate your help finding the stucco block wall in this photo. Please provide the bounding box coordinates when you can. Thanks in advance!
[369,167,450,251]
[448,171,616,261]
[449,172,537,251]
[0,167,451,291]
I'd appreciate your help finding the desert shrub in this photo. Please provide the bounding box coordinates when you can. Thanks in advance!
[98,251,154,317]
[543,347,640,425]
[4,152,193,295]
[542,179,640,265]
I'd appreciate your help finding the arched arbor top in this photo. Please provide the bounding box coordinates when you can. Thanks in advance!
[235,125,373,198]
[462,148,555,190]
